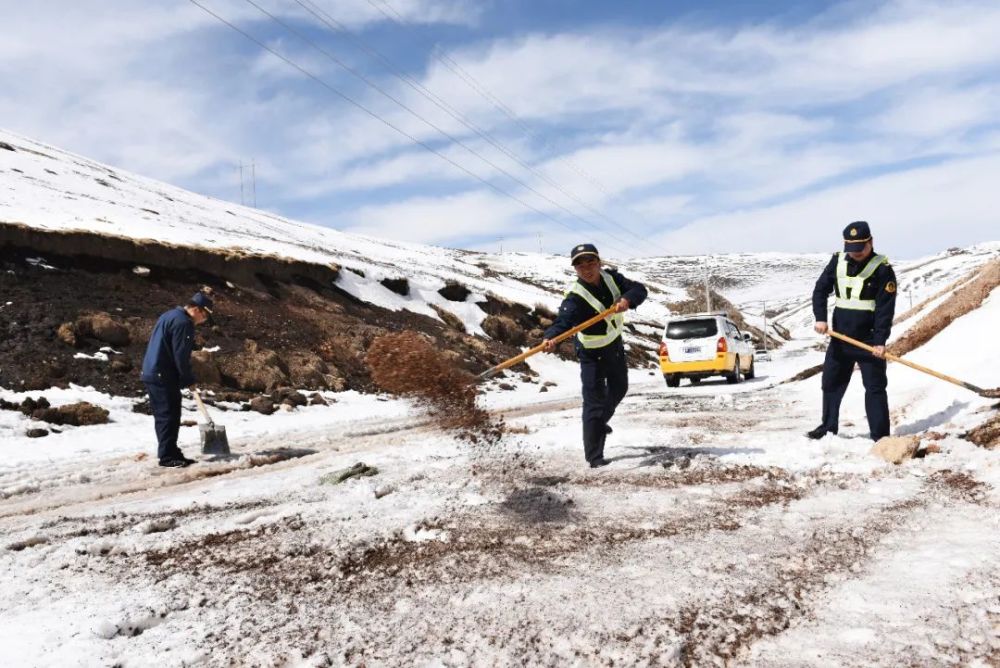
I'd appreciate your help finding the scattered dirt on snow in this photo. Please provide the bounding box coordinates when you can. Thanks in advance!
[367,330,505,446]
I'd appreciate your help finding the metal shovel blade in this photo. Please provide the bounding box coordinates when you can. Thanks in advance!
[200,422,230,455]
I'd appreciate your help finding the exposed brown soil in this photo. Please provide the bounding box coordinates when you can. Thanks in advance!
[782,363,823,383]
[964,413,1000,450]
[890,259,1000,357]
[367,330,505,445]
[0,225,526,398]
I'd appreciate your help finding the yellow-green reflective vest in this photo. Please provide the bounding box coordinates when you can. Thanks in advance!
[566,270,625,348]
[835,252,888,312]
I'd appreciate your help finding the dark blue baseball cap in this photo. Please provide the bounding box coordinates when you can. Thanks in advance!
[570,243,600,264]
[189,292,213,313]
[843,221,872,252]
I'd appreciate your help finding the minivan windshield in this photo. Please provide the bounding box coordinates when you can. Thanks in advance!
[665,318,718,340]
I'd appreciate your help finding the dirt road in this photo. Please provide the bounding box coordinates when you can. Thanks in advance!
[1,384,998,666]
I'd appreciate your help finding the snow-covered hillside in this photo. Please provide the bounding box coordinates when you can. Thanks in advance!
[0,128,677,334]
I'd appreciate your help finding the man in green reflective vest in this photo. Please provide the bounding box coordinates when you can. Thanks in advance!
[542,244,648,468]
[809,221,897,441]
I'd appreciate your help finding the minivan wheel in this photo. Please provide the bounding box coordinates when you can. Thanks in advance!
[746,358,756,380]
[689,377,701,385]
[665,374,681,388]
[727,356,742,384]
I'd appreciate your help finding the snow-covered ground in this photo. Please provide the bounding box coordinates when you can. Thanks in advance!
[2,128,1000,666]
[2,284,999,666]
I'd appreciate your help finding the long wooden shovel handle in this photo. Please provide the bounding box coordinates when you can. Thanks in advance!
[828,329,988,395]
[478,305,620,380]
[192,388,215,426]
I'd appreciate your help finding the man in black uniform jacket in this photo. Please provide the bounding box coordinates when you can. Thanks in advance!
[542,244,648,468]
[810,221,897,441]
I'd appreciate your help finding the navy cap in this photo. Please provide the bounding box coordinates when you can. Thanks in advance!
[843,221,872,252]
[570,243,600,264]
[189,292,213,313]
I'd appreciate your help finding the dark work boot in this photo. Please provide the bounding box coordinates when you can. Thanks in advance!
[159,456,195,468]
[589,458,611,469]
[807,425,835,440]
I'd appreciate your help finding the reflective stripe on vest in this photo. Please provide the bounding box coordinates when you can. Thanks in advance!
[834,252,887,312]
[566,270,625,348]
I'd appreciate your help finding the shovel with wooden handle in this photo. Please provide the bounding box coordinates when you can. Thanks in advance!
[192,388,231,455]
[828,329,1000,398]
[478,305,620,381]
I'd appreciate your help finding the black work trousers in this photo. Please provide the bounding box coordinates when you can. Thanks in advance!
[820,340,889,440]
[579,339,629,463]
[145,381,184,461]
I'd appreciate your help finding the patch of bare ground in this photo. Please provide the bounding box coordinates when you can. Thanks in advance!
[783,363,823,384]
[0,225,530,397]
[893,262,982,325]
[890,258,1000,357]
[964,412,1000,449]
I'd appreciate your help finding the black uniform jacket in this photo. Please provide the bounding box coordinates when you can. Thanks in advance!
[544,268,648,349]
[812,252,897,346]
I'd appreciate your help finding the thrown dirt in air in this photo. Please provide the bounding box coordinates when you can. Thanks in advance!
[367,330,505,445]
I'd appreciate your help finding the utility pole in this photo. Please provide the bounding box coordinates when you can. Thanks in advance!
[762,300,767,352]
[238,161,245,205]
[537,231,542,253]
[251,160,257,207]
[703,260,712,312]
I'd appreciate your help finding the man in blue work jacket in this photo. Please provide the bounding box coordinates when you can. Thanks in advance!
[141,292,213,467]
[542,244,647,468]
[810,221,897,441]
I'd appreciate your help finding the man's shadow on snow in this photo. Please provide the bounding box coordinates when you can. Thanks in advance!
[610,444,764,468]
[894,399,969,436]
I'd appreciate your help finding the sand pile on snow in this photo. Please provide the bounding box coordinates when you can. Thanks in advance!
[367,330,505,445]
[890,259,1000,356]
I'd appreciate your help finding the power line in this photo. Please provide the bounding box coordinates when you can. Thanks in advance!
[297,0,668,255]
[366,0,672,254]
[232,0,644,257]
[186,0,636,257]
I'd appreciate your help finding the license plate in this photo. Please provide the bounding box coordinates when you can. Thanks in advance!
[684,346,700,354]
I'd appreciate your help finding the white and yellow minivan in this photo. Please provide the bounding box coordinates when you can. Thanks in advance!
[658,313,756,388]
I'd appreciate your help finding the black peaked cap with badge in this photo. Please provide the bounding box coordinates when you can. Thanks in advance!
[843,221,872,252]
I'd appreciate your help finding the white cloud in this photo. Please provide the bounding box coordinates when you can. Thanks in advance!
[654,151,1000,257]
[1,0,999,257]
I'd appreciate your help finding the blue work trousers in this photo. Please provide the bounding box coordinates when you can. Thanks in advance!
[820,340,889,440]
[579,339,629,463]
[144,381,184,461]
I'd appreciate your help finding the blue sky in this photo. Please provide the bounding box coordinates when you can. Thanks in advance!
[1,0,999,259]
